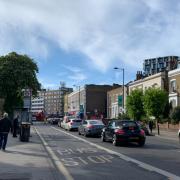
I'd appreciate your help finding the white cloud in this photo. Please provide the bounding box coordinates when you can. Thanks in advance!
[63,65,87,82]
[0,0,180,72]
[39,80,58,89]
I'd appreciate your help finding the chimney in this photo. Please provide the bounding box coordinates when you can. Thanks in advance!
[136,71,143,80]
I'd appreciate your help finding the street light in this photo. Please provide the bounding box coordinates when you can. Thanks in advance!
[114,67,125,111]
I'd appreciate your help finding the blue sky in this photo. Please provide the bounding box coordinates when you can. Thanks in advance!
[0,0,180,89]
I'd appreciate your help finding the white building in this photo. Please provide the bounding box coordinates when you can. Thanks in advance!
[31,96,44,114]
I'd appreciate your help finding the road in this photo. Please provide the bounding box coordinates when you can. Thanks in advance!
[34,123,180,180]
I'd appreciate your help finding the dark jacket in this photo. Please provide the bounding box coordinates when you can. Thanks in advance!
[13,118,19,128]
[0,117,12,133]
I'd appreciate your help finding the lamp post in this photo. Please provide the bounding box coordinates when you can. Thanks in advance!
[114,67,125,112]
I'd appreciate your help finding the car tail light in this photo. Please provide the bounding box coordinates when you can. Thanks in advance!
[115,129,125,135]
[69,122,73,125]
[87,125,94,129]
[140,129,145,136]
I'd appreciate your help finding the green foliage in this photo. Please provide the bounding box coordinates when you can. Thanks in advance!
[170,106,180,124]
[126,89,145,121]
[0,52,40,114]
[143,88,168,120]
[163,101,172,119]
[118,112,130,120]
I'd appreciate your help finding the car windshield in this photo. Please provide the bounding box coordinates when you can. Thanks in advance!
[71,119,82,123]
[116,121,138,129]
[89,120,104,125]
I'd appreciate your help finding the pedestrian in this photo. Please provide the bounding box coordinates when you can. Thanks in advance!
[149,120,153,134]
[0,112,12,151]
[13,115,19,137]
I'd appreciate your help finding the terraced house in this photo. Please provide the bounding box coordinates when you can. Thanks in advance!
[168,65,180,108]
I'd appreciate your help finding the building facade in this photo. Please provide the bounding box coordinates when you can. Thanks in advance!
[67,84,120,119]
[31,96,44,114]
[68,87,86,116]
[128,71,168,94]
[107,86,127,119]
[143,56,179,77]
[44,87,72,116]
[32,86,72,116]
[168,67,180,108]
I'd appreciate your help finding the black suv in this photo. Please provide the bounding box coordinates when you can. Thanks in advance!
[101,120,146,146]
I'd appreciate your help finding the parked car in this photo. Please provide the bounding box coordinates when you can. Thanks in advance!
[101,120,146,146]
[50,118,60,125]
[47,118,53,124]
[64,119,82,131]
[58,118,63,127]
[136,122,150,136]
[78,120,104,137]
[61,116,76,129]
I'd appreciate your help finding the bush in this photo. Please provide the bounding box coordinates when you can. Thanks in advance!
[170,106,180,124]
[118,113,130,120]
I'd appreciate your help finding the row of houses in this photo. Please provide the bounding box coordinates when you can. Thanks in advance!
[31,56,180,119]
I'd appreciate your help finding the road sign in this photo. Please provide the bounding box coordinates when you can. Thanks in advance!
[118,95,123,107]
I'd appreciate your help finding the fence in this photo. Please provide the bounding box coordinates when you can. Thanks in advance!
[158,122,180,131]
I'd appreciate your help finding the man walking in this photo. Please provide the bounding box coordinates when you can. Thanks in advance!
[0,112,12,151]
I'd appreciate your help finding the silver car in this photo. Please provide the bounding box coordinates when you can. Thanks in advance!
[64,119,82,131]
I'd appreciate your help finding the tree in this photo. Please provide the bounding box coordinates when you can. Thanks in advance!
[126,89,145,121]
[143,88,168,134]
[170,106,180,124]
[0,52,40,114]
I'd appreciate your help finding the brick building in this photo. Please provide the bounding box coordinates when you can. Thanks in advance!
[168,66,180,108]
[68,84,120,119]
[107,86,127,119]
[128,71,169,94]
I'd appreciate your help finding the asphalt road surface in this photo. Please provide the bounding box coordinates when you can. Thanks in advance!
[34,123,180,180]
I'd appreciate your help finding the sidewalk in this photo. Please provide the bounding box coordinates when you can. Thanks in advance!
[0,126,59,180]
[153,129,179,141]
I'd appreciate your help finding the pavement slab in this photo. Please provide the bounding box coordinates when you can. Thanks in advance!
[0,127,60,180]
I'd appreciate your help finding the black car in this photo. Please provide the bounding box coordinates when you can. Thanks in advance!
[101,120,146,146]
[50,118,60,125]
[78,120,104,137]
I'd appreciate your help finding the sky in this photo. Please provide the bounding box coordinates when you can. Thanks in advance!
[1,0,180,89]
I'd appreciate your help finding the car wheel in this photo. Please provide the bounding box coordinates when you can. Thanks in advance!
[138,140,145,147]
[84,131,88,137]
[112,134,118,146]
[101,132,106,142]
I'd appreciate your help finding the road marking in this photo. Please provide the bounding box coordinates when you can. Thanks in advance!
[52,126,180,180]
[34,127,74,180]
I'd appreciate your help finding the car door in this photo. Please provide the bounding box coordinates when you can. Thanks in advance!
[81,120,87,135]
[105,121,114,140]
[109,122,116,140]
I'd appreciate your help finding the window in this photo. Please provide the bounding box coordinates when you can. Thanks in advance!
[170,80,176,92]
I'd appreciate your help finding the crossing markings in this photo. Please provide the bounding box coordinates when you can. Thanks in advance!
[52,126,180,180]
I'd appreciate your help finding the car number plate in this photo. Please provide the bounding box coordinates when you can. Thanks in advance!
[129,137,139,140]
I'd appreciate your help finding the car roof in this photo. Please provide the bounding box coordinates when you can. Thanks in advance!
[87,119,102,121]
[111,120,135,123]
